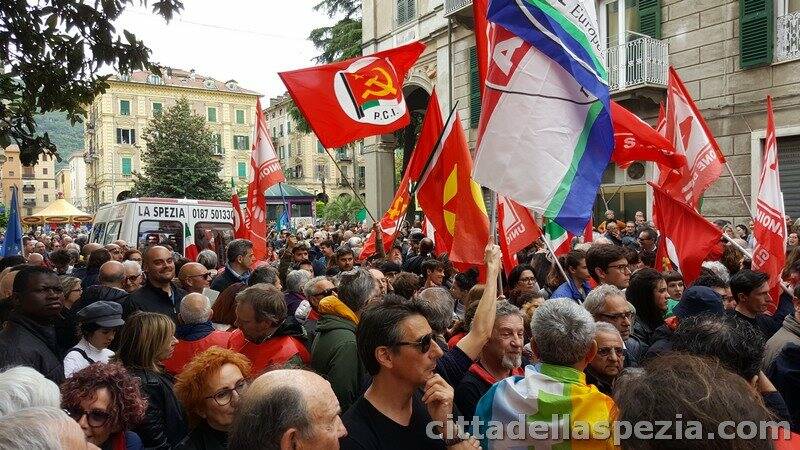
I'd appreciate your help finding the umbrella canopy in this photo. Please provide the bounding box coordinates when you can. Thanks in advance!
[22,198,94,225]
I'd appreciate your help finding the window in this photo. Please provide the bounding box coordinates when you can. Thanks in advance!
[147,74,163,85]
[204,79,216,89]
[91,222,106,244]
[288,143,292,157]
[273,127,277,138]
[469,47,481,128]
[207,107,217,122]
[137,220,183,254]
[233,135,249,150]
[121,157,132,176]
[279,146,285,159]
[195,222,234,262]
[116,128,136,145]
[287,121,291,133]
[238,162,247,178]
[152,102,163,117]
[43,168,48,175]
[315,163,328,181]
[358,166,366,188]
[120,100,130,116]
[397,0,416,25]
[297,142,303,155]
[104,221,122,245]
[359,141,365,155]
[43,194,49,202]
[212,134,223,155]
[279,124,284,136]
[43,181,48,188]
[317,141,325,153]
[236,109,245,124]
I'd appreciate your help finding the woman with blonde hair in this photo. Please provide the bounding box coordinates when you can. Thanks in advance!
[114,312,188,449]
[174,347,251,450]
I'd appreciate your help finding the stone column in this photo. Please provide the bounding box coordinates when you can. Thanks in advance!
[364,134,397,225]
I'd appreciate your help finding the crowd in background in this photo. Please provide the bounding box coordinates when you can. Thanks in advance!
[0,210,799,449]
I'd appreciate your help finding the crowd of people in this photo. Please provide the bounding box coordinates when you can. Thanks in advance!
[0,212,799,449]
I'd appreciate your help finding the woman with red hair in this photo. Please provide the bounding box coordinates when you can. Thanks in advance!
[61,362,147,449]
[174,347,252,450]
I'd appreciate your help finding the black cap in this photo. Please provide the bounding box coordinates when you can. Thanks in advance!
[380,261,402,275]
[673,286,724,319]
[76,301,125,328]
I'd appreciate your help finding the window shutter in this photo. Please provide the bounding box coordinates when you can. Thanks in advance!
[116,128,122,144]
[469,46,482,129]
[739,0,774,69]
[244,136,250,149]
[121,158,132,175]
[130,129,136,145]
[397,0,407,24]
[638,0,662,39]
[236,110,245,124]
[238,162,246,178]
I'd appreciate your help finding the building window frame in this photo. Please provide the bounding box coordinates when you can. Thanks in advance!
[207,107,217,123]
[121,157,132,176]
[119,99,131,116]
[152,102,163,117]
[233,135,250,151]
[116,128,136,145]
[237,161,247,178]
[236,109,245,124]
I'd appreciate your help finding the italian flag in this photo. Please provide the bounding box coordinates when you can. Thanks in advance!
[185,223,199,261]
[544,220,572,256]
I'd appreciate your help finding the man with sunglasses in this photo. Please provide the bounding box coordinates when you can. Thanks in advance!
[178,262,213,294]
[343,298,476,450]
[0,266,66,384]
[584,284,646,368]
[301,276,337,340]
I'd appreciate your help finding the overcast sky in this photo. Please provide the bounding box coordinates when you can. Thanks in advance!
[114,0,334,101]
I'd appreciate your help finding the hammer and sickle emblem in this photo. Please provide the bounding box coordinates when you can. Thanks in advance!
[361,67,397,99]
[386,195,407,220]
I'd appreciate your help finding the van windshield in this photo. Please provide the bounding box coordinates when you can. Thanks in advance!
[138,220,184,254]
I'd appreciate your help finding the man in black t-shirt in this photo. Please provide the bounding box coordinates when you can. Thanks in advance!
[341,300,476,450]
[727,270,781,339]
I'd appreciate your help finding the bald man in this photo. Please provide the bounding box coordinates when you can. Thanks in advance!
[104,244,123,262]
[122,246,186,321]
[71,260,129,315]
[229,369,347,450]
[26,253,44,267]
[163,293,230,375]
[178,262,212,294]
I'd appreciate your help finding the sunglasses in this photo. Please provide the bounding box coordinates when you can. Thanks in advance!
[314,288,337,297]
[188,272,213,280]
[64,407,110,428]
[393,332,436,353]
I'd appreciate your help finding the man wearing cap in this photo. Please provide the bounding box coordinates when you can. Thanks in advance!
[63,301,125,378]
[645,286,725,359]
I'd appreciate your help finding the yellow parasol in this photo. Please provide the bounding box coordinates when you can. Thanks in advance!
[22,195,94,225]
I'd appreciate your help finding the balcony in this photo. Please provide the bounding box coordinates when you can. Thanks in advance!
[22,199,36,207]
[777,10,800,63]
[334,150,352,162]
[338,179,351,187]
[606,34,668,96]
[444,0,474,27]
[22,185,35,194]
[211,147,224,157]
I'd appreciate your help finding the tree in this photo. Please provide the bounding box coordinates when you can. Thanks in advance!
[320,195,362,222]
[132,98,228,200]
[0,0,183,166]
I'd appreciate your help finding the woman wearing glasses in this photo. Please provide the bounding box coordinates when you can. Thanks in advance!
[61,362,147,449]
[174,347,252,450]
[114,312,188,449]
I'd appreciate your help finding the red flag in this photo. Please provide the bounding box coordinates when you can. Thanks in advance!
[752,96,786,313]
[361,92,445,260]
[659,67,725,209]
[247,98,285,262]
[651,182,722,285]
[279,42,425,149]
[498,195,541,274]
[611,101,685,170]
[231,180,248,240]
[416,111,490,265]
[472,0,490,91]
[583,216,594,243]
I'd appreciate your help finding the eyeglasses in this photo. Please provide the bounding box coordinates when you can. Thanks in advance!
[606,264,631,273]
[64,407,110,428]
[598,311,634,321]
[597,346,625,358]
[518,276,536,284]
[314,288,336,297]
[205,379,249,406]
[126,273,143,283]
[188,272,213,280]
[393,332,436,353]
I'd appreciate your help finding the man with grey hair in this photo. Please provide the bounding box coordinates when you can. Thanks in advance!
[228,369,346,450]
[585,322,625,395]
[196,249,218,273]
[311,268,375,411]
[301,276,336,339]
[584,284,646,367]
[454,300,525,419]
[121,260,143,293]
[0,366,61,416]
[163,293,230,375]
[474,299,615,448]
[417,287,456,337]
[285,270,311,317]
[0,406,99,450]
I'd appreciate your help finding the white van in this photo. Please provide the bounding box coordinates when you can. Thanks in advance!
[90,198,235,260]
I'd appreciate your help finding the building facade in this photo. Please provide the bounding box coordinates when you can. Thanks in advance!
[363,0,800,226]
[83,68,260,211]
[1,145,57,217]
[68,154,87,210]
[265,93,367,201]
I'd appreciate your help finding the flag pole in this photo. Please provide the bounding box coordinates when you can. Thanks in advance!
[489,191,503,292]
[277,182,292,232]
[409,102,460,197]
[723,233,792,297]
[725,162,754,217]
[541,223,571,290]
[322,145,376,223]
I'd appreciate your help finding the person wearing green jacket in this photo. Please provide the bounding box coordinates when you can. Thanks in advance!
[310,268,377,412]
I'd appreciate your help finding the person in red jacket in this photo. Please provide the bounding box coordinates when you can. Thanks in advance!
[163,293,230,375]
[228,284,310,375]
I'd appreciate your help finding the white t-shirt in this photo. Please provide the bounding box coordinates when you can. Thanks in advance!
[63,337,114,378]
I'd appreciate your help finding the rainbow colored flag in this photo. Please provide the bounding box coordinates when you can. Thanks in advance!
[474,363,616,449]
